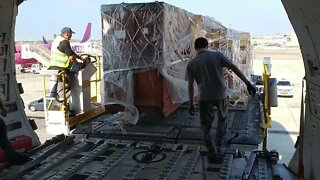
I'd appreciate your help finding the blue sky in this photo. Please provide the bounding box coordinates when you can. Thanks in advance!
[15,0,294,41]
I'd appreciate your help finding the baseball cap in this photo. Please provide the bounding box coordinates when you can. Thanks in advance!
[61,27,75,34]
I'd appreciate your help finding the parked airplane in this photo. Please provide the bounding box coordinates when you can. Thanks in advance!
[15,23,93,72]
[42,22,93,54]
[14,45,38,70]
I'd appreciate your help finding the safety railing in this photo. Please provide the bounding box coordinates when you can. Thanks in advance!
[261,57,272,150]
[28,44,51,67]
[42,70,69,116]
[89,54,102,103]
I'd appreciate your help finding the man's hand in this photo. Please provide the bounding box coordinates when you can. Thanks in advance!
[246,83,256,96]
[188,103,195,115]
[77,62,84,69]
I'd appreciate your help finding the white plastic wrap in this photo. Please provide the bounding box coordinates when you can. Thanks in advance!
[101,2,252,120]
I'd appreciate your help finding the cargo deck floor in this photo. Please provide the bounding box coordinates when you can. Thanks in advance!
[0,96,267,180]
[81,96,262,151]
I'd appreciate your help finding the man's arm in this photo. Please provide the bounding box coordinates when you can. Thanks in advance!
[58,41,83,68]
[220,52,250,85]
[58,40,80,58]
[188,80,195,115]
[228,63,256,95]
[219,52,256,95]
[68,56,83,68]
[228,63,250,85]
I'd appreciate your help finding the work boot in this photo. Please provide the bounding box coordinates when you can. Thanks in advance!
[7,152,32,166]
[69,110,76,118]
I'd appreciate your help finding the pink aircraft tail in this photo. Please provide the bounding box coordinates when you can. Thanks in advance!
[42,22,92,45]
[80,23,92,43]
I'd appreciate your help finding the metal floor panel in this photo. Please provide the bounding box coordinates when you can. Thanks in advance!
[1,139,298,180]
[1,140,219,180]
[0,97,265,179]
[79,96,263,148]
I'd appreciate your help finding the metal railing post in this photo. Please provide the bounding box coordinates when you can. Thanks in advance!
[262,57,272,150]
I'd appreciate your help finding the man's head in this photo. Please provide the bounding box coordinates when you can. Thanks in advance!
[194,37,208,51]
[61,27,75,40]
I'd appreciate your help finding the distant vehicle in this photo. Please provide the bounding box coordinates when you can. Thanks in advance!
[15,44,38,70]
[277,78,294,97]
[255,79,264,94]
[252,74,264,94]
[23,63,43,74]
[30,63,43,74]
[28,98,59,112]
[28,98,45,111]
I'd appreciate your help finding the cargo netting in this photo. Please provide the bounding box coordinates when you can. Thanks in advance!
[101,2,252,125]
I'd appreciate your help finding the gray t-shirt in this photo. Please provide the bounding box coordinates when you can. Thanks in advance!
[186,50,233,101]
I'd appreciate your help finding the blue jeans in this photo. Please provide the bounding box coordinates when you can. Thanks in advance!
[199,99,228,155]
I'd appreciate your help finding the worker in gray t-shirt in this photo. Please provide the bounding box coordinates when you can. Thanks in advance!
[186,37,256,163]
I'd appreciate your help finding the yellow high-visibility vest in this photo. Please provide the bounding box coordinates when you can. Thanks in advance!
[50,36,71,69]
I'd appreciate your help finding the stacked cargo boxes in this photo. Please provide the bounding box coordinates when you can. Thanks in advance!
[101,2,251,118]
[227,32,253,104]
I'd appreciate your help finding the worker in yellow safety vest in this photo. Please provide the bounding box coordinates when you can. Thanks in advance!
[49,27,84,100]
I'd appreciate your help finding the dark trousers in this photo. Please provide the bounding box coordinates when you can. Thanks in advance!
[50,66,72,99]
[199,99,228,155]
[57,71,72,99]
[0,116,15,159]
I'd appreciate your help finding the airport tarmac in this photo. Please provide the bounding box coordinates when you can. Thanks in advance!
[17,73,55,144]
[17,46,304,165]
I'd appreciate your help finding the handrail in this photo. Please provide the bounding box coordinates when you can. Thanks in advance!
[27,44,51,67]
[89,55,102,103]
[261,57,272,150]
[262,65,271,128]
[42,70,69,115]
